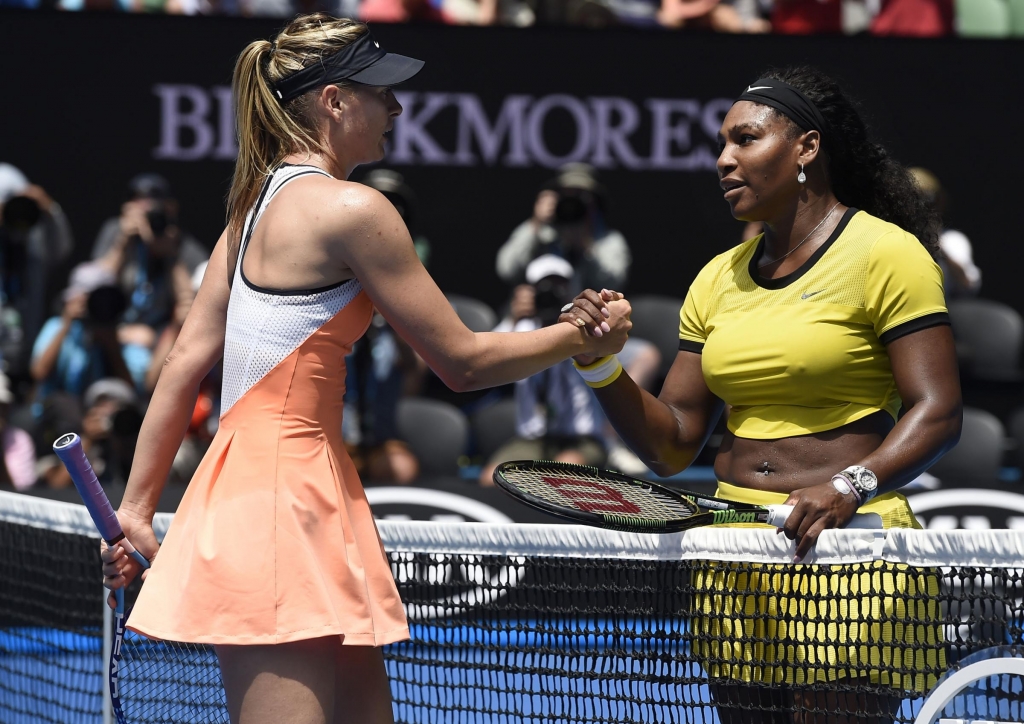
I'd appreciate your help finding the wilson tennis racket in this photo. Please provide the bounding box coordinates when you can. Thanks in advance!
[493,460,882,532]
[53,433,228,724]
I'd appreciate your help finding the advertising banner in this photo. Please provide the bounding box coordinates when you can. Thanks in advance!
[0,12,1016,312]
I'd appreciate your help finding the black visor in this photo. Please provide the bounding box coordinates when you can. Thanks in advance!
[272,32,424,104]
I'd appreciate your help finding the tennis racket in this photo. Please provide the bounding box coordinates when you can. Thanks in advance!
[53,433,149,724]
[493,460,882,533]
[53,433,228,724]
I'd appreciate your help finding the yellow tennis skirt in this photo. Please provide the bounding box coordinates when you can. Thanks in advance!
[691,482,945,693]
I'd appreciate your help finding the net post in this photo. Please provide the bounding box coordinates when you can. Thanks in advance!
[102,588,113,724]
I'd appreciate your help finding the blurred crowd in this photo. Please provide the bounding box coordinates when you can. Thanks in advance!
[0,157,985,493]
[0,0,982,37]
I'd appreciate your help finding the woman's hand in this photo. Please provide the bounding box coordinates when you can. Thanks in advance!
[779,482,861,562]
[559,289,627,364]
[100,509,160,609]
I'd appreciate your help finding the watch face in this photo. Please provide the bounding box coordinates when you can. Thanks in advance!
[854,468,878,491]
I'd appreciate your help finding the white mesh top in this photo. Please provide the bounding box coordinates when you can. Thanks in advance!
[221,164,363,415]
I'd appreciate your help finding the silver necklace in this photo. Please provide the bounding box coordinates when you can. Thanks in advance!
[757,201,841,268]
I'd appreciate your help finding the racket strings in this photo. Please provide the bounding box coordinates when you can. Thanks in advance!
[505,464,697,521]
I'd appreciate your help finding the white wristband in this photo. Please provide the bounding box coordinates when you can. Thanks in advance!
[573,355,623,389]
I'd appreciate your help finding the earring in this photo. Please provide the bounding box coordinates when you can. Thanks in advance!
[797,163,807,184]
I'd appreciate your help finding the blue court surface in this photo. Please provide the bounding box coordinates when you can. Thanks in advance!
[1,625,1019,723]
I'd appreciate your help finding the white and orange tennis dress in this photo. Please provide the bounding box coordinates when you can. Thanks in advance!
[129,164,410,647]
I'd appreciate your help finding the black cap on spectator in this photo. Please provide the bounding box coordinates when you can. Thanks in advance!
[128,173,171,200]
[545,163,608,214]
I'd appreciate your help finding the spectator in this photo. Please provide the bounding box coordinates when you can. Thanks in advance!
[481,255,607,483]
[771,0,842,34]
[656,0,770,30]
[0,163,75,377]
[91,173,208,349]
[36,378,141,488]
[869,0,953,37]
[359,0,448,23]
[0,372,36,490]
[441,0,535,24]
[910,167,981,298]
[497,163,630,294]
[343,313,422,483]
[30,263,136,409]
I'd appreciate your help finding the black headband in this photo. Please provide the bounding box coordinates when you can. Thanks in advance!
[736,79,827,135]
[271,31,424,104]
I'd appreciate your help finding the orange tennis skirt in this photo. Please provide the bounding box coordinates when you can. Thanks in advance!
[127,291,410,647]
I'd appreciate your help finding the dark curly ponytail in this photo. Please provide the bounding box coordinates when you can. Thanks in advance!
[759,66,941,258]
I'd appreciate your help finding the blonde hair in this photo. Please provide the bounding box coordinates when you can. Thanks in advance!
[227,14,368,245]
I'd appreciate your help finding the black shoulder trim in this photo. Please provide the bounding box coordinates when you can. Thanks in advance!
[240,168,345,296]
[749,208,859,290]
[678,339,705,354]
[879,312,951,345]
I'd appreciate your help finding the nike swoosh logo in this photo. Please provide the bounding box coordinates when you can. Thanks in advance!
[746,86,772,92]
[801,290,825,300]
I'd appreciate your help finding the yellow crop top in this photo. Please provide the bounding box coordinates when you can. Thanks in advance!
[678,209,948,440]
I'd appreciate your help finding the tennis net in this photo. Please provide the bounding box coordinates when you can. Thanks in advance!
[2,489,1023,724]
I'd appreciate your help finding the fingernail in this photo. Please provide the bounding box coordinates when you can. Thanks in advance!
[600,321,611,333]
[593,327,603,337]
[601,307,611,318]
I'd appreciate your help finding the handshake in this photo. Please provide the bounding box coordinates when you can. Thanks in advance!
[559,288,632,364]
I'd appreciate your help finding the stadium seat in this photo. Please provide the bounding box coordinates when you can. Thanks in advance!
[396,398,469,477]
[1009,406,1024,467]
[1008,0,1024,34]
[447,294,498,333]
[471,398,519,462]
[627,295,685,379]
[927,406,1006,485]
[948,298,1024,382]
[956,0,1011,37]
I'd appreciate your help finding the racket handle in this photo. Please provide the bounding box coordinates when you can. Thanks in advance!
[765,504,883,530]
[54,433,123,543]
[52,433,152,570]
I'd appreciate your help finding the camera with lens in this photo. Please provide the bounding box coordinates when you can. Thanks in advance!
[552,192,589,226]
[1,196,41,232]
[145,206,170,238]
[86,286,128,326]
[535,275,574,327]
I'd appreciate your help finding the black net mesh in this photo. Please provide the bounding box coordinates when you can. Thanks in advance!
[2,510,1024,724]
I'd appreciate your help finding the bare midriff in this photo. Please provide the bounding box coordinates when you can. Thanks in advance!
[713,410,895,493]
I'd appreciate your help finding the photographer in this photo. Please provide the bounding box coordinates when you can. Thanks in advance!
[36,379,142,489]
[496,163,631,293]
[29,263,135,407]
[481,255,607,483]
[0,163,74,377]
[92,173,208,351]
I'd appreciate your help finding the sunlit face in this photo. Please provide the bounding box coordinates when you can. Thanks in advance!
[716,101,803,222]
[332,84,403,165]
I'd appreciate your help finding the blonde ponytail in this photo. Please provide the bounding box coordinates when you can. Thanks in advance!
[227,14,369,246]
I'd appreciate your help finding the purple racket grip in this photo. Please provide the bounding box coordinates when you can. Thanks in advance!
[53,432,125,544]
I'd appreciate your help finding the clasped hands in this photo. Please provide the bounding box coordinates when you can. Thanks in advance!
[559,288,632,363]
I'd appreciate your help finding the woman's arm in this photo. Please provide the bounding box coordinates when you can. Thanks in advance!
[102,230,231,598]
[118,230,232,522]
[338,189,631,391]
[587,351,724,477]
[783,324,962,559]
[558,289,724,477]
